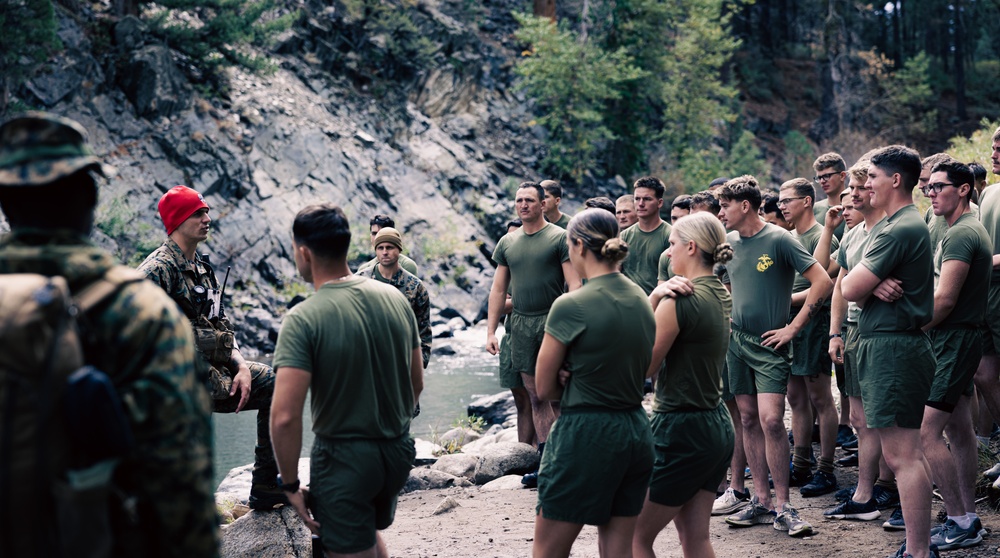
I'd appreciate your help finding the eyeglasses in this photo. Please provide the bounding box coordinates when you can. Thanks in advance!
[814,172,840,182]
[777,197,806,206]
[922,182,956,195]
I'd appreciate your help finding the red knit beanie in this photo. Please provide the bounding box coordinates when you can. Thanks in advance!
[158,185,209,235]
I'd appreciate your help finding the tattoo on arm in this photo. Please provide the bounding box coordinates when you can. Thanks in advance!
[807,297,827,318]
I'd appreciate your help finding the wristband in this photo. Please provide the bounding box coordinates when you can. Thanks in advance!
[277,474,300,493]
[829,333,842,339]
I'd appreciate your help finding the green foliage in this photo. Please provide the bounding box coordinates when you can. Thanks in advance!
[513,12,644,182]
[676,129,771,189]
[338,0,436,80]
[432,415,487,456]
[967,60,1000,116]
[95,197,163,267]
[0,0,61,113]
[452,415,487,433]
[782,131,815,179]
[946,118,1000,185]
[146,0,298,90]
[881,51,938,139]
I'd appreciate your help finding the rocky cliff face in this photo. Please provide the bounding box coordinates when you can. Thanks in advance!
[5,0,552,355]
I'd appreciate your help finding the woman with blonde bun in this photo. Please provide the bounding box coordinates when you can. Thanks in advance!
[633,212,735,558]
[532,208,655,558]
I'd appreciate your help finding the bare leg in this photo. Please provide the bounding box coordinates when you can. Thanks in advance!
[633,491,680,558]
[805,374,839,462]
[922,406,967,517]
[735,394,773,509]
[881,426,932,558]
[511,386,537,445]
[533,511,583,558]
[522,373,558,443]
[597,515,638,558]
[726,398,747,492]
[944,396,978,513]
[974,356,1000,433]
[673,491,718,558]
[849,396,880,502]
[757,393,791,508]
[787,376,813,462]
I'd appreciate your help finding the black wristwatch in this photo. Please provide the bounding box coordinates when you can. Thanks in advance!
[829,333,843,340]
[277,474,300,493]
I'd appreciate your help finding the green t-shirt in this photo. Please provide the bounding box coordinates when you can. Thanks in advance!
[791,223,839,295]
[358,253,418,276]
[272,278,419,440]
[544,273,654,410]
[492,223,569,316]
[857,205,934,334]
[933,212,993,328]
[548,212,571,229]
[836,221,881,323]
[978,183,1000,283]
[653,276,732,413]
[620,220,672,295]
[815,199,846,240]
[656,250,674,281]
[727,223,817,336]
[926,204,980,281]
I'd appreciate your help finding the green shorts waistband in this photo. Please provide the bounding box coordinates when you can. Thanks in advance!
[560,405,643,416]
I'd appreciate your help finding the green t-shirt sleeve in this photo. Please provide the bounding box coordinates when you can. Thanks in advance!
[779,232,818,275]
[273,312,314,373]
[836,229,850,269]
[556,228,570,264]
[492,235,509,267]
[545,295,586,346]
[657,251,673,281]
[860,229,904,281]
[940,226,976,265]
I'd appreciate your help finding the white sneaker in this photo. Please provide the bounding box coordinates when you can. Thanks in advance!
[984,462,1000,480]
[712,487,750,516]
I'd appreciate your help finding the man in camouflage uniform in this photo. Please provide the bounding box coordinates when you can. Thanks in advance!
[359,226,432,368]
[0,112,217,556]
[137,185,286,510]
[357,214,419,276]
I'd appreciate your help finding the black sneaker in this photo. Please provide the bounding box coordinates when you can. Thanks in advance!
[789,467,813,487]
[521,470,538,488]
[883,506,905,531]
[889,541,939,558]
[836,453,858,467]
[842,437,859,452]
[800,470,838,497]
[836,425,856,447]
[248,483,289,510]
[834,485,856,502]
[823,497,880,521]
[873,485,900,510]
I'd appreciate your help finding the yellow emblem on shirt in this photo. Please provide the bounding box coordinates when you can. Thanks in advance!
[756,254,774,272]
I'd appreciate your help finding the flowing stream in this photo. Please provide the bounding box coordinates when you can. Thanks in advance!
[212,324,503,488]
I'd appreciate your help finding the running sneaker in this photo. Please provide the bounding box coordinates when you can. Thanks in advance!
[774,503,815,537]
[712,487,751,516]
[836,453,858,467]
[725,496,777,527]
[842,436,859,452]
[800,470,838,497]
[836,425,857,447]
[975,517,986,538]
[873,484,900,510]
[889,541,940,558]
[834,485,856,502]
[984,461,1000,480]
[822,498,880,521]
[930,519,983,550]
[789,467,813,487]
[521,471,538,488]
[883,506,905,531]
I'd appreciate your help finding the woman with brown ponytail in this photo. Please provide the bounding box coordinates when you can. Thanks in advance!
[532,208,656,557]
[633,211,736,558]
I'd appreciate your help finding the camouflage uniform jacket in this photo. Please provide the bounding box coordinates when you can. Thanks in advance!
[365,265,432,367]
[0,230,218,558]
[358,252,419,276]
[137,239,237,393]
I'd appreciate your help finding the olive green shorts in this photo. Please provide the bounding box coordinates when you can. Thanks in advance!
[856,332,935,429]
[983,282,1000,356]
[648,404,734,507]
[927,328,982,410]
[842,323,862,398]
[537,408,653,525]
[510,311,548,376]
[310,435,415,554]
[497,331,523,389]
[727,326,792,396]
[790,307,833,377]
[720,360,734,401]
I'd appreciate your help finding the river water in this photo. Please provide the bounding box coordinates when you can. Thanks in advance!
[212,324,503,488]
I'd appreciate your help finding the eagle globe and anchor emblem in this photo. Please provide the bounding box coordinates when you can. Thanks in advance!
[756,254,774,272]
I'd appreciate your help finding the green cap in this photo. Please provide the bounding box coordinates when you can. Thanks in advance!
[0,111,115,187]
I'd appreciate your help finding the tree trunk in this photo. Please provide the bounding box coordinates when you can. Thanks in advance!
[533,0,555,21]
[954,0,967,120]
[892,0,902,67]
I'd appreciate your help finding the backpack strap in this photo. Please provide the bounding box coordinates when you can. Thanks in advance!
[73,266,146,315]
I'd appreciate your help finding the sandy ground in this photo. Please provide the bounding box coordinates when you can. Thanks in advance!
[382,448,1000,558]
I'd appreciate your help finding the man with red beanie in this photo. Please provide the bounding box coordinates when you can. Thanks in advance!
[138,185,287,510]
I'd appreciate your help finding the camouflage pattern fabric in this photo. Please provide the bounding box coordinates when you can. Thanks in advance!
[364,266,432,367]
[0,230,218,558]
[137,237,278,484]
[0,112,115,186]
[357,252,419,276]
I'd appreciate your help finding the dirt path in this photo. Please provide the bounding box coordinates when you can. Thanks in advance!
[382,459,1000,558]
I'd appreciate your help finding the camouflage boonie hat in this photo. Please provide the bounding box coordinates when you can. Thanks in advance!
[0,111,115,187]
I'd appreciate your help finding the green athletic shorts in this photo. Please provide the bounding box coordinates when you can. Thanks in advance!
[510,311,547,376]
[927,328,982,410]
[983,282,1000,356]
[721,360,734,401]
[727,326,792,396]
[648,404,734,507]
[310,435,415,554]
[790,307,833,377]
[842,323,862,398]
[856,332,935,429]
[497,331,523,389]
[537,407,653,525]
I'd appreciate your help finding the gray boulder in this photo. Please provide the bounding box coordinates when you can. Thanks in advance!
[467,391,515,426]
[472,442,539,485]
[403,467,473,493]
[220,506,311,558]
[461,428,519,455]
[437,426,481,449]
[216,458,310,507]
[430,453,478,481]
[119,45,191,119]
[479,474,528,491]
